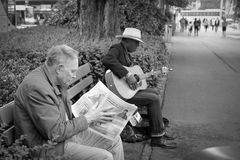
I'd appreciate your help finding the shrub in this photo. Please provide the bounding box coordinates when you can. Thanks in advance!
[0,134,67,160]
[0,26,169,107]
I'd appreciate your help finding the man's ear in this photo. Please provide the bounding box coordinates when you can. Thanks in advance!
[56,64,64,75]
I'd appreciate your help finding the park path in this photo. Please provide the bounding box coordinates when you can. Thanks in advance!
[150,28,240,160]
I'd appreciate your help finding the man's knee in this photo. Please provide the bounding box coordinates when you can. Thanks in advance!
[84,149,113,160]
[151,94,161,104]
[99,150,114,160]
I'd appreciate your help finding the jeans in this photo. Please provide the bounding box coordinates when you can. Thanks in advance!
[126,88,165,137]
[64,129,124,160]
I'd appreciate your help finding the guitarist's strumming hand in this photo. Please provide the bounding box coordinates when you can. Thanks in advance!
[125,72,138,90]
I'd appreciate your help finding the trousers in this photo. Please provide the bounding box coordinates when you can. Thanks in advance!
[126,88,164,137]
[64,129,124,160]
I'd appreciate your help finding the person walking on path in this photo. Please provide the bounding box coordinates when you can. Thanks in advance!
[180,17,186,32]
[198,18,201,31]
[222,18,228,37]
[193,18,200,36]
[188,21,193,36]
[184,18,188,31]
[102,28,177,149]
[210,18,215,31]
[203,18,209,32]
[215,18,220,32]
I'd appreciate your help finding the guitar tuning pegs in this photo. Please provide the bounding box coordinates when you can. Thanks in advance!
[162,66,169,73]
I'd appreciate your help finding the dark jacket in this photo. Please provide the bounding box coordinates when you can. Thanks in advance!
[102,42,132,79]
[14,64,88,155]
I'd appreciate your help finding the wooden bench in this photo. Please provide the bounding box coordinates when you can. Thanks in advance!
[0,63,93,146]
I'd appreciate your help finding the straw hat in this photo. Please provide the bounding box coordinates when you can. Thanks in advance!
[116,28,144,43]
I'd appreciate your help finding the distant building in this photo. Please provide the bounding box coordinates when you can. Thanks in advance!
[16,0,57,5]
[183,0,235,20]
[16,0,58,25]
[0,0,57,30]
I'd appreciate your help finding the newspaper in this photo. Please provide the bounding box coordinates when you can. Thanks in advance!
[71,81,137,141]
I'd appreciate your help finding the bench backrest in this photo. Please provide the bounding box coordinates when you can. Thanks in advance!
[0,63,93,145]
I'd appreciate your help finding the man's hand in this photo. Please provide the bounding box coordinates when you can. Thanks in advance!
[84,102,115,125]
[126,74,138,90]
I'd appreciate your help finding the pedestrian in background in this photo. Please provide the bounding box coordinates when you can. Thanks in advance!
[198,18,201,31]
[184,18,188,31]
[180,17,186,32]
[222,18,227,37]
[193,18,200,36]
[188,21,193,36]
[203,18,209,32]
[215,18,220,32]
[210,18,215,31]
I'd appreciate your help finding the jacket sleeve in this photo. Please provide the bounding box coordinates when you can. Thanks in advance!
[26,87,88,143]
[102,46,129,78]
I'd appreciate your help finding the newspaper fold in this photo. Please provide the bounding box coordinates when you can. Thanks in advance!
[71,81,137,141]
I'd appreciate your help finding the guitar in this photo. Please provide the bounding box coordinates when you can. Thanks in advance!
[105,65,168,99]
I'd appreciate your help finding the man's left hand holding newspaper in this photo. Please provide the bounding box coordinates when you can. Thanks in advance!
[84,102,116,124]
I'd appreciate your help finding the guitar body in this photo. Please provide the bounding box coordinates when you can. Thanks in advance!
[105,65,148,100]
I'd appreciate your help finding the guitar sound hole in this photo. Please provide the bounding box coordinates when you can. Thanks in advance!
[134,74,140,82]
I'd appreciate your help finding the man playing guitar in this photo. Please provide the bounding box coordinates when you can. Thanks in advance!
[102,28,177,149]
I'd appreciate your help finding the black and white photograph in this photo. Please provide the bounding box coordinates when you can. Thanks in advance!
[1,0,240,160]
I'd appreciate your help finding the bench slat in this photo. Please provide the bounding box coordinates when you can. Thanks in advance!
[2,126,15,146]
[0,101,14,125]
[68,75,93,100]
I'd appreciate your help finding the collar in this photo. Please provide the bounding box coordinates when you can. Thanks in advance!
[42,64,61,96]
[120,42,129,55]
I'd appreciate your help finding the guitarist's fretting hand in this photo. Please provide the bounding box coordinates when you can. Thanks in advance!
[126,74,138,90]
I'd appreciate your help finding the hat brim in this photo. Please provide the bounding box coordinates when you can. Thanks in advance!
[116,35,144,43]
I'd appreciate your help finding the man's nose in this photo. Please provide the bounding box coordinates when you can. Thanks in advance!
[72,73,77,79]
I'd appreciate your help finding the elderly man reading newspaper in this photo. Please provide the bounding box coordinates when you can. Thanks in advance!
[14,45,128,160]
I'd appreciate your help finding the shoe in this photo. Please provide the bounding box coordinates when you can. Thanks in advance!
[121,125,150,143]
[123,133,150,143]
[150,137,177,149]
[163,132,177,140]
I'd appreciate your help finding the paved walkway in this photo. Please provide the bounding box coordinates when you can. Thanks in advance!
[124,27,240,160]
[152,28,240,160]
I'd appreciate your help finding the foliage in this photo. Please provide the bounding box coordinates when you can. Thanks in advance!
[0,134,67,160]
[234,0,240,21]
[0,26,168,106]
[166,0,189,8]
[46,0,168,36]
[119,0,168,35]
[45,0,78,28]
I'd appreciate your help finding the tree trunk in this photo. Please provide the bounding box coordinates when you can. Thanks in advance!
[78,0,120,40]
[158,0,166,15]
